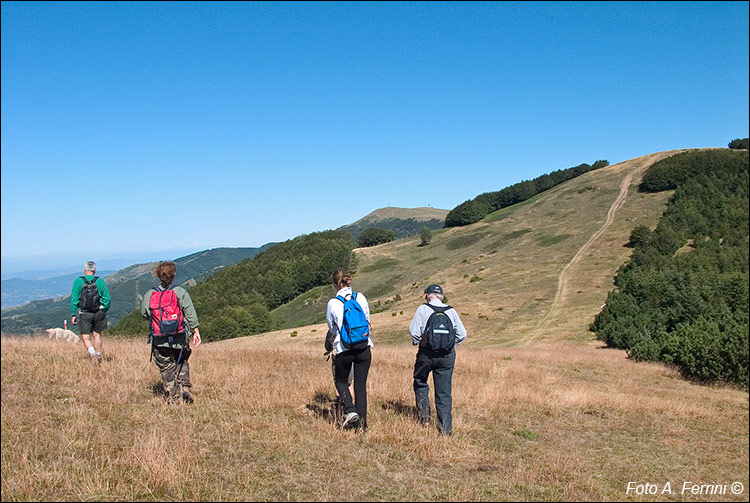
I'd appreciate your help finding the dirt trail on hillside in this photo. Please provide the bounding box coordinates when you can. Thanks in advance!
[519,151,679,345]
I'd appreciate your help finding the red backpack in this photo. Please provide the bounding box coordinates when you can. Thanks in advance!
[148,287,186,337]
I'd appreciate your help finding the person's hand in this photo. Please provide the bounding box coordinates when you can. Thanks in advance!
[192,329,201,348]
[71,316,77,325]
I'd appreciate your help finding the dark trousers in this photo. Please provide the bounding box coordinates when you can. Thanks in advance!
[152,345,192,392]
[413,347,456,435]
[334,345,371,424]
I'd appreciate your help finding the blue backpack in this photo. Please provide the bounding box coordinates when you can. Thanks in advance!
[336,292,370,349]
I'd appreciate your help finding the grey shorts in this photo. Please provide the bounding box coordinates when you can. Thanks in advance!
[78,310,108,334]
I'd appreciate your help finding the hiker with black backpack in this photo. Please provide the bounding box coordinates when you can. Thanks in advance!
[141,261,201,404]
[325,269,372,431]
[408,284,467,436]
[70,261,111,365]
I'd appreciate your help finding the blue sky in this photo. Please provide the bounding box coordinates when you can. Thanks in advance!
[2,1,748,273]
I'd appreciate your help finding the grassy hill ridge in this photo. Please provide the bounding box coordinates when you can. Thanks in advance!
[273,149,689,340]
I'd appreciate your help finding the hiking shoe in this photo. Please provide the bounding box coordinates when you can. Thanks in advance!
[182,389,195,404]
[165,383,182,404]
[342,412,360,429]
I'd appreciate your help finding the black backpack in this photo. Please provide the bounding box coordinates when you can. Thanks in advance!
[422,304,456,351]
[79,276,100,313]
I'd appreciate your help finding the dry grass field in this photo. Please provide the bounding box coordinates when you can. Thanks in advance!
[2,335,747,501]
[2,149,748,501]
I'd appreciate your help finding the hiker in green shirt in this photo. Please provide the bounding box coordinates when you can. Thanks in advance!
[70,261,111,365]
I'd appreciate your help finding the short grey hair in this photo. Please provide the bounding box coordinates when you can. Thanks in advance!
[84,261,96,273]
[427,293,444,301]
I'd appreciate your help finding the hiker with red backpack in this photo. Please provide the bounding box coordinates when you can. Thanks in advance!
[141,261,201,404]
[409,284,467,436]
[70,261,111,365]
[325,269,372,431]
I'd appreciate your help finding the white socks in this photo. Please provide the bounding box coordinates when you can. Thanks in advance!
[87,346,96,356]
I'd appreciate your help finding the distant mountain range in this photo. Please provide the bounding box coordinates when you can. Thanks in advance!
[0,245,275,333]
[2,271,116,309]
[1,207,448,333]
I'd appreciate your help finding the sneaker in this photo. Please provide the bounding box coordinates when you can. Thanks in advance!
[342,412,360,429]
[182,389,195,404]
[94,352,103,365]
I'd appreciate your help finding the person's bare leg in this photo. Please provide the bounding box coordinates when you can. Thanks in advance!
[81,333,94,354]
[92,331,102,353]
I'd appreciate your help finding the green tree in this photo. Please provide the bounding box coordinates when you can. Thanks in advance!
[628,225,652,249]
[359,227,395,247]
[728,138,749,150]
[419,227,432,246]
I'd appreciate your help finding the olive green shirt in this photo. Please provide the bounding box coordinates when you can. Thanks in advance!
[141,285,199,347]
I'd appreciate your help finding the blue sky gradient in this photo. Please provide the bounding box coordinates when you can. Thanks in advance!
[2,1,748,273]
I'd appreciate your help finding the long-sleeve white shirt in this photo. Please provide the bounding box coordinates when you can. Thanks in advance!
[326,286,373,354]
[409,298,467,347]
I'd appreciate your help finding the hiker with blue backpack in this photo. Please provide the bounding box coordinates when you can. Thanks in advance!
[325,269,372,431]
[141,261,201,404]
[409,284,467,436]
[70,261,111,365]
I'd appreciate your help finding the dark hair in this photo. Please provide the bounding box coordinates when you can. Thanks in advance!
[332,269,352,289]
[153,261,177,287]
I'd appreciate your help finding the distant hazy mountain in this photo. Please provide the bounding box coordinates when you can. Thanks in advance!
[2,271,116,309]
[339,206,449,240]
[1,245,275,334]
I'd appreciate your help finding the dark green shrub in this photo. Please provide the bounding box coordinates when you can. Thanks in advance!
[359,227,395,247]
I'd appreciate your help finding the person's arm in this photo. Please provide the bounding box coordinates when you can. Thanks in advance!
[70,277,83,323]
[409,305,427,346]
[97,278,111,311]
[175,287,201,346]
[326,299,339,335]
[356,292,371,321]
[141,289,152,319]
[450,309,467,345]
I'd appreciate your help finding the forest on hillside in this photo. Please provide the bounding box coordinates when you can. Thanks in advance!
[591,149,749,387]
[445,159,609,227]
[111,230,356,342]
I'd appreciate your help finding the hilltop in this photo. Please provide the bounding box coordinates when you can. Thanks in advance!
[338,206,449,240]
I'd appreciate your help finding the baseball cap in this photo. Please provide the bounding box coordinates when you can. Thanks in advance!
[425,284,443,295]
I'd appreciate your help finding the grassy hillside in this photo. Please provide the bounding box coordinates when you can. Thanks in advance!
[274,150,686,342]
[2,149,748,501]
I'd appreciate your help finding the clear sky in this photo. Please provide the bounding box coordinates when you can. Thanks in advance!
[2,1,748,272]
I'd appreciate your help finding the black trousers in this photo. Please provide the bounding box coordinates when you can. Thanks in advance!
[334,345,371,424]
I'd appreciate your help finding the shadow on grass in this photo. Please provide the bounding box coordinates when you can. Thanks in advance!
[150,381,166,397]
[306,391,341,424]
[382,400,420,422]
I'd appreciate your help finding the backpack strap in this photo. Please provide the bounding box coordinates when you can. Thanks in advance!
[424,303,452,313]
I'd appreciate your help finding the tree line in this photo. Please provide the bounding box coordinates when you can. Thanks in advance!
[111,230,356,342]
[445,160,609,227]
[591,149,749,387]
